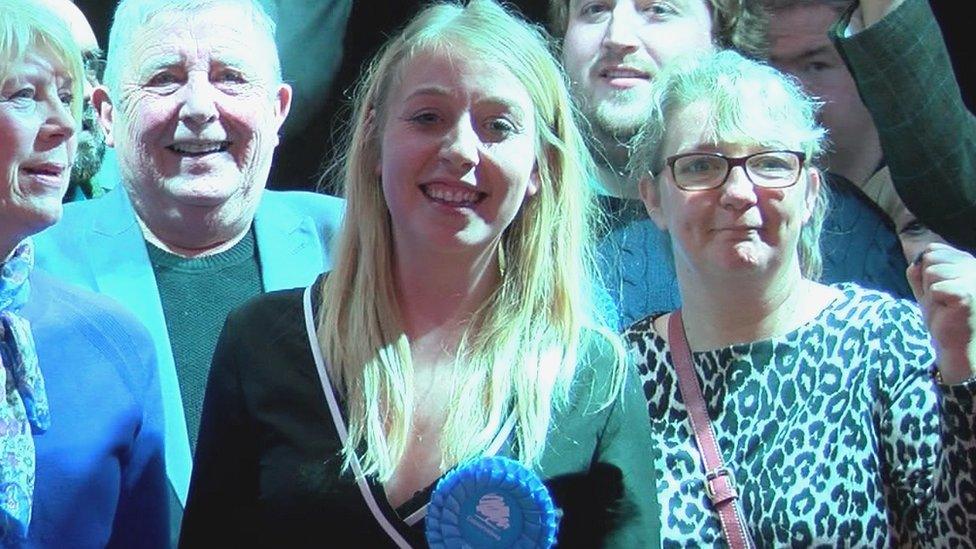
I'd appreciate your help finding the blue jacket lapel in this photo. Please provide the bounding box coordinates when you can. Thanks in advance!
[88,190,194,506]
[254,193,329,291]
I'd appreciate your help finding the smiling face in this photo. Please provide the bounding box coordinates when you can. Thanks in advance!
[0,48,76,255]
[641,102,819,281]
[561,0,714,142]
[98,4,290,238]
[377,50,539,259]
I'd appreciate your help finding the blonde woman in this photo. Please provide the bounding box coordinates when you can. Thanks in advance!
[181,1,659,546]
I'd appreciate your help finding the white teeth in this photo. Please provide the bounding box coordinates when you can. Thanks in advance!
[604,70,644,78]
[169,142,227,154]
[425,185,481,204]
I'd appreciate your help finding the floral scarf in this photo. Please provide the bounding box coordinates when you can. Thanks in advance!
[0,241,50,542]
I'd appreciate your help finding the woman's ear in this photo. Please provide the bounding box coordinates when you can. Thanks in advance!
[526,168,540,198]
[802,167,822,224]
[527,145,559,199]
[639,172,667,230]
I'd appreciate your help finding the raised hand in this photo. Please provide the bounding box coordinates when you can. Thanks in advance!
[907,242,976,384]
[858,0,906,27]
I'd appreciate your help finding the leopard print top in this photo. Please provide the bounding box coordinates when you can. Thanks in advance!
[624,284,976,547]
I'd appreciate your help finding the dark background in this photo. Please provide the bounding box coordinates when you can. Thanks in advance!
[74,0,974,193]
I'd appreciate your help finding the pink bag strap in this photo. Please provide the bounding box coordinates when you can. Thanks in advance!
[668,310,754,549]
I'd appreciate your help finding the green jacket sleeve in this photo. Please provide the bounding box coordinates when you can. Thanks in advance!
[831,0,976,249]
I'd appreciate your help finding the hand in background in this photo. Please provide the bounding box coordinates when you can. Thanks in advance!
[857,0,906,28]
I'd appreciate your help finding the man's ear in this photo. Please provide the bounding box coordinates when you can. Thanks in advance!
[92,86,115,147]
[802,167,822,224]
[639,172,667,230]
[271,83,293,147]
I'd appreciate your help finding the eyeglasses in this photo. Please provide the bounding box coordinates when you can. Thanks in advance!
[663,150,807,191]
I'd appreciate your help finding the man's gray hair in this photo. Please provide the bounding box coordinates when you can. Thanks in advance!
[102,0,280,99]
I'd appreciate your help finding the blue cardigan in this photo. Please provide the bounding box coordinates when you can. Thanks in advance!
[32,187,344,507]
[22,270,167,548]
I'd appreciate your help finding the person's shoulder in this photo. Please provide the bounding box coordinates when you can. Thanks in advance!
[822,283,924,339]
[830,282,920,315]
[61,187,123,223]
[262,189,345,216]
[568,327,626,409]
[223,284,309,340]
[28,270,157,385]
[36,189,130,247]
[211,285,317,385]
[35,200,93,242]
[29,270,146,335]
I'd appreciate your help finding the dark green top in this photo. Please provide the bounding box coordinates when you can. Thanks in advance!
[832,0,976,249]
[147,229,263,450]
[180,277,661,548]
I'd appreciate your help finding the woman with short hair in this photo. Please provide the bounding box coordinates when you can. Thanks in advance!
[1,1,166,545]
[627,50,976,546]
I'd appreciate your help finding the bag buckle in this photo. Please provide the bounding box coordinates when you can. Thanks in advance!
[704,466,738,501]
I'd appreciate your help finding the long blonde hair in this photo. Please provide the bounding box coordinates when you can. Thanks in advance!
[319,0,613,480]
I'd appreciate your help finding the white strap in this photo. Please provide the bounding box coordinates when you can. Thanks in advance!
[302,286,413,549]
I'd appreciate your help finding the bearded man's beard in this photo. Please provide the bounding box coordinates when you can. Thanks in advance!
[72,102,107,186]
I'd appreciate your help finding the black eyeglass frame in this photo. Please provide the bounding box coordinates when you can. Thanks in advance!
[662,150,808,191]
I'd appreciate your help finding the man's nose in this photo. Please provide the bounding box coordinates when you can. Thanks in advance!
[603,5,640,55]
[179,74,219,128]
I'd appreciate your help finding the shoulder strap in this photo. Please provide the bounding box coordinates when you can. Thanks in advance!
[668,310,754,549]
[302,286,414,548]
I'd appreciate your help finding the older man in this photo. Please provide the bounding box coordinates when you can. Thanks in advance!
[768,0,976,253]
[33,0,344,526]
[549,0,912,328]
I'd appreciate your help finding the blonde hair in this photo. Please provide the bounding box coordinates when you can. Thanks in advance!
[319,0,615,480]
[629,50,828,279]
[0,0,84,120]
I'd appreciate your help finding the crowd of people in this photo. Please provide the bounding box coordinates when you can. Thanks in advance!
[1,0,973,547]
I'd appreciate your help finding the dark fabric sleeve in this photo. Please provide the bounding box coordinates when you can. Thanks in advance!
[831,0,976,249]
[179,313,259,548]
[107,321,169,549]
[590,335,662,548]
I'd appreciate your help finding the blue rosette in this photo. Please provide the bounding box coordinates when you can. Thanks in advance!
[426,456,558,548]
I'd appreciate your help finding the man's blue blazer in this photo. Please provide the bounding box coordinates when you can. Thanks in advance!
[33,186,344,506]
